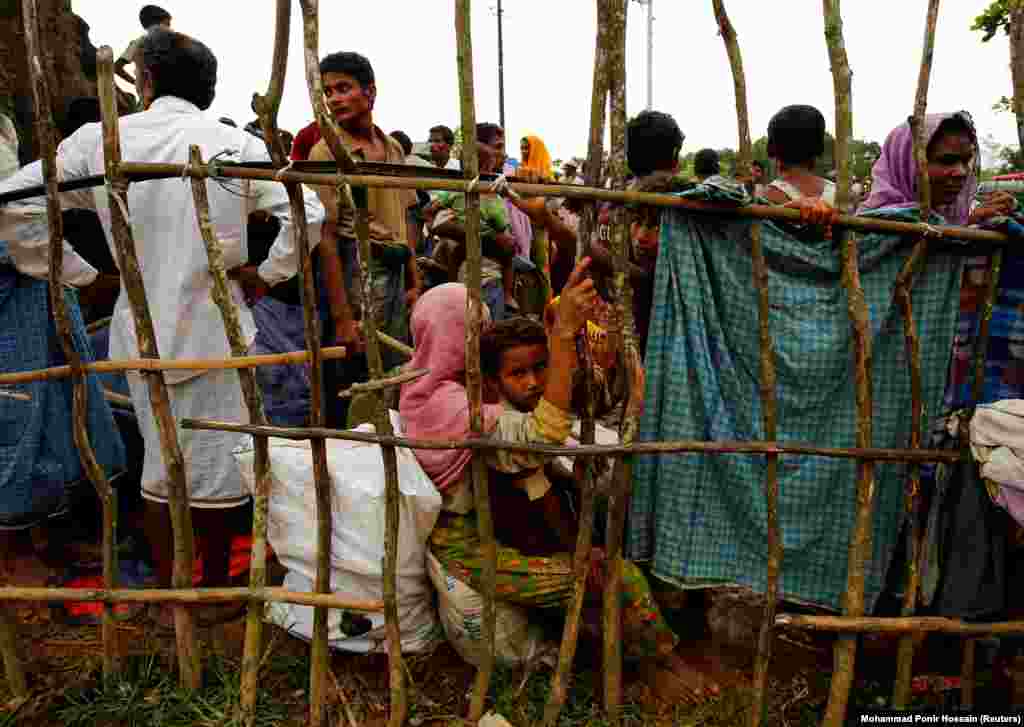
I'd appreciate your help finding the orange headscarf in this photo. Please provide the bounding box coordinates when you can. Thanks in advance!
[521,135,553,178]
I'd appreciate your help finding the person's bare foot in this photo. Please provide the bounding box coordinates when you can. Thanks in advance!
[647,652,722,705]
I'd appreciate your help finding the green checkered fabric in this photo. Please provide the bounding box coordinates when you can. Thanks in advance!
[625,192,965,612]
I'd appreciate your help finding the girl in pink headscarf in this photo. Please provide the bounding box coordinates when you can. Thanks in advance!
[399,261,724,703]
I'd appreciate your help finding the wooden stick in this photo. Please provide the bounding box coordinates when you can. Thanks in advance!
[23,0,119,681]
[711,0,753,178]
[777,614,1024,635]
[822,5,872,725]
[0,390,30,402]
[243,5,292,718]
[297,0,357,175]
[0,587,382,611]
[601,4,631,723]
[1011,2,1024,154]
[578,0,610,261]
[182,419,963,463]
[0,346,348,385]
[378,331,414,359]
[961,638,977,709]
[892,0,941,709]
[454,3,495,721]
[290,6,339,724]
[749,221,781,727]
[353,192,408,726]
[338,368,428,398]
[189,145,274,725]
[0,607,25,698]
[114,160,1016,246]
[97,47,201,690]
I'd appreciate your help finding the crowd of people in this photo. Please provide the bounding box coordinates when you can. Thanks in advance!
[1,4,1024,704]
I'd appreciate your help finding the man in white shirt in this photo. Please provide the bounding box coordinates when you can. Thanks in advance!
[0,28,324,624]
[428,125,461,171]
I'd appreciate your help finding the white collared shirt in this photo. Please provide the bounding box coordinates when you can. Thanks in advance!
[0,95,325,382]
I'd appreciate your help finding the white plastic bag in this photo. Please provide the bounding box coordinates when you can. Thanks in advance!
[426,551,556,668]
[236,411,443,652]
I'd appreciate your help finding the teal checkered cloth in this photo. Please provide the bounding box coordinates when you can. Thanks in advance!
[625,190,965,612]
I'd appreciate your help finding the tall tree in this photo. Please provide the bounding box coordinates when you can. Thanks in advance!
[973,0,1024,152]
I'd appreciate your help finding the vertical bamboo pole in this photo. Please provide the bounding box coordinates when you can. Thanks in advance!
[352,191,408,727]
[822,3,873,726]
[601,2,632,723]
[96,48,201,689]
[892,0,941,708]
[241,3,291,722]
[748,222,781,727]
[578,0,611,261]
[188,146,273,721]
[22,0,120,681]
[454,2,496,721]
[0,608,25,698]
[291,5,349,723]
[711,0,753,178]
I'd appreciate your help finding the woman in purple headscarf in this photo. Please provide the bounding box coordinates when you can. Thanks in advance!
[859,111,1012,225]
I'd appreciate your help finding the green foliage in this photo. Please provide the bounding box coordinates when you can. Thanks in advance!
[973,0,1016,42]
[982,133,1024,174]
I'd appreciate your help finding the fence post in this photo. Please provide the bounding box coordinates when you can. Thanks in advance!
[186,145,274,723]
[452,2,497,721]
[892,0,942,708]
[96,47,201,689]
[711,0,753,179]
[21,0,120,681]
[821,2,873,725]
[748,221,781,727]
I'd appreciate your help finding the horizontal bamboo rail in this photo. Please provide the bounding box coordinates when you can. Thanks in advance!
[0,346,347,385]
[108,161,1012,245]
[181,419,963,463]
[0,586,381,611]
[777,614,1024,635]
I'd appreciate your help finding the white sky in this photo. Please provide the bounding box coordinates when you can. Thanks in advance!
[73,0,1018,164]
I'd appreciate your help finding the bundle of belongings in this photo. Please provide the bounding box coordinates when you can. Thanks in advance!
[626,178,965,613]
[970,401,1024,529]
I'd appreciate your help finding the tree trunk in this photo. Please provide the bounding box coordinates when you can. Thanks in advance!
[1010,3,1024,154]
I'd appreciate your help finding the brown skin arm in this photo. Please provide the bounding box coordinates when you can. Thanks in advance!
[590,237,648,284]
[318,221,359,347]
[114,58,136,86]
[763,185,790,206]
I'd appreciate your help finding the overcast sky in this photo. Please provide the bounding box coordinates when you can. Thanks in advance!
[74,0,1018,164]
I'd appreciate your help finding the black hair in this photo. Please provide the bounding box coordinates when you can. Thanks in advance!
[481,317,548,378]
[319,52,374,88]
[141,29,217,110]
[626,110,684,176]
[429,125,455,146]
[752,159,766,172]
[767,105,827,167]
[59,97,101,139]
[927,113,978,159]
[140,4,171,28]
[476,122,502,145]
[218,117,236,128]
[693,148,720,177]
[390,130,413,157]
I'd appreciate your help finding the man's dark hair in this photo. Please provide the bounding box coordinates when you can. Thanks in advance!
[767,105,827,167]
[476,122,502,146]
[429,125,455,146]
[481,317,547,378]
[693,148,720,177]
[319,52,374,88]
[752,159,766,173]
[626,110,684,177]
[59,97,101,139]
[390,130,413,156]
[139,5,171,28]
[141,29,217,110]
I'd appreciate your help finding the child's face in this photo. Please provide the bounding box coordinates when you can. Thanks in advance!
[492,343,549,412]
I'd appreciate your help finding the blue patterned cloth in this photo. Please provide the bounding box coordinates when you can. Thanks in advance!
[0,244,125,525]
[625,197,965,612]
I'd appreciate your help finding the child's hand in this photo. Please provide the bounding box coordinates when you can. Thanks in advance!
[625,345,645,416]
[553,258,597,339]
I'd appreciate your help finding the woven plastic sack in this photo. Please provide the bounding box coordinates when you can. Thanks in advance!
[236,411,443,652]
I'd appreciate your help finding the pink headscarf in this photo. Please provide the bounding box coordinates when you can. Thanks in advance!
[399,284,503,490]
[858,111,979,225]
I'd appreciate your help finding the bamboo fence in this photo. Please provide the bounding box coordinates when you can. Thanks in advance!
[0,1,1020,726]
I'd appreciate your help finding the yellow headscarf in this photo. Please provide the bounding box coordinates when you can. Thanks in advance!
[521,135,553,178]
